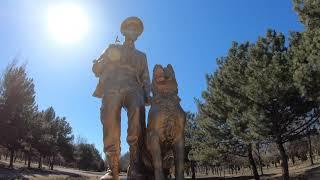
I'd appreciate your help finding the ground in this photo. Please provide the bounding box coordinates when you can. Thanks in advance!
[1,160,320,179]
[0,160,127,180]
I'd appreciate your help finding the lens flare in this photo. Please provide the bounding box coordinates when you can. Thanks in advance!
[47,3,89,44]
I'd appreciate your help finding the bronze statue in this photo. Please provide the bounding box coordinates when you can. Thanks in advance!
[92,16,185,180]
[134,64,186,180]
[92,17,151,180]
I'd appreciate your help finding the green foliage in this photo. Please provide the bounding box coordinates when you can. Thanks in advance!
[196,28,319,179]
[0,62,36,149]
[291,0,320,101]
[39,107,57,157]
[55,117,74,163]
[0,61,102,171]
[286,139,309,161]
[184,112,216,164]
[0,62,36,167]
[293,0,320,30]
[185,1,320,179]
[184,112,198,161]
[75,143,104,171]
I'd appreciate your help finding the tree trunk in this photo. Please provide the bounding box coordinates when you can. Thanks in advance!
[256,143,264,175]
[308,133,314,165]
[186,164,190,176]
[38,156,42,169]
[27,152,31,168]
[248,144,260,180]
[291,156,295,165]
[50,156,55,170]
[14,152,17,163]
[24,153,27,165]
[191,160,196,179]
[259,165,263,176]
[9,149,14,168]
[276,140,289,180]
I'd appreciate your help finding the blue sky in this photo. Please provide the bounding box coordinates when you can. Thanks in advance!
[0,0,303,155]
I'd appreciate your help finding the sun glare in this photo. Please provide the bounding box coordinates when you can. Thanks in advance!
[47,3,89,44]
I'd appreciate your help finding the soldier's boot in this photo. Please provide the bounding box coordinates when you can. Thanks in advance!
[111,155,120,180]
[101,155,120,180]
[100,172,112,180]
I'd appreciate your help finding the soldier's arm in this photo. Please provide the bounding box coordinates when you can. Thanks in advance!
[92,48,109,77]
[141,54,151,98]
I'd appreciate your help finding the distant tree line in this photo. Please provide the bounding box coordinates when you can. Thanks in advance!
[0,61,104,172]
[185,0,320,180]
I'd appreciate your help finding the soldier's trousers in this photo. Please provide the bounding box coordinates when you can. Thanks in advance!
[100,89,145,158]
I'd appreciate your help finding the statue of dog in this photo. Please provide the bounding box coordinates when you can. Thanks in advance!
[144,64,186,180]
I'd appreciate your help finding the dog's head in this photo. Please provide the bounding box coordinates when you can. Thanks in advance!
[152,64,178,96]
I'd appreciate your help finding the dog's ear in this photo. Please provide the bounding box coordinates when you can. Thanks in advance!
[166,64,176,79]
[153,64,163,75]
[152,64,163,94]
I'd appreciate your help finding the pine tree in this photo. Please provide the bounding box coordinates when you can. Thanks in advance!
[49,116,74,170]
[198,42,260,179]
[199,29,319,180]
[33,107,56,168]
[184,112,200,179]
[0,62,36,168]
[291,0,320,102]
[242,30,317,180]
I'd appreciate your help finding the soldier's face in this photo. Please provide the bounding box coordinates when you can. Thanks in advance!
[124,25,139,41]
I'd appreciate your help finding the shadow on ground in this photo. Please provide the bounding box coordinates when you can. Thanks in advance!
[0,163,86,180]
[293,165,320,180]
[2,161,320,180]
[184,173,277,180]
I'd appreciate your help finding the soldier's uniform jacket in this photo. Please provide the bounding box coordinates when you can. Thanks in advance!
[92,44,151,98]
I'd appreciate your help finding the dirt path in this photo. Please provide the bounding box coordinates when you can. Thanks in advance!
[2,160,320,179]
[0,160,129,179]
[54,167,128,179]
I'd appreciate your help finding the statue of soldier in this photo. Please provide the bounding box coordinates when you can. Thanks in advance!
[92,17,151,180]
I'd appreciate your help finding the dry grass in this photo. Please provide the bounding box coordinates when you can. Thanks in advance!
[2,159,320,179]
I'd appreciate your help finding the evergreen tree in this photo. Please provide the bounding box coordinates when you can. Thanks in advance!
[291,0,320,101]
[198,42,260,179]
[23,110,39,168]
[75,143,104,171]
[241,30,317,180]
[54,117,74,167]
[48,116,74,170]
[0,62,36,168]
[199,29,319,180]
[184,112,199,178]
[33,107,56,168]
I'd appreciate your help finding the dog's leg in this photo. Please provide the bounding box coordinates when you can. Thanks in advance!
[174,133,185,179]
[149,135,165,180]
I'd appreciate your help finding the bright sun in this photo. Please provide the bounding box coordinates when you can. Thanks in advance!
[47,3,89,44]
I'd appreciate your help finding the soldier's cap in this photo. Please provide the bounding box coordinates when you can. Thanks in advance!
[120,16,144,37]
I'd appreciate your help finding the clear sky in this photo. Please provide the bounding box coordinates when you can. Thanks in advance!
[0,0,303,155]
